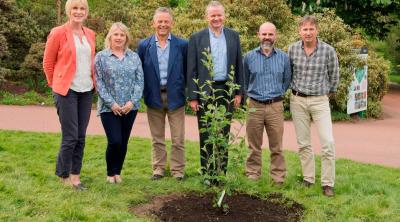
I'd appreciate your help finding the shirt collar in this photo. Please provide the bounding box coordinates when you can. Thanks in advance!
[256,46,276,57]
[105,48,130,57]
[155,34,172,43]
[208,27,225,38]
[301,38,320,50]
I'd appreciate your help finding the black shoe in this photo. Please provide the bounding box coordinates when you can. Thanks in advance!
[175,176,184,181]
[73,183,87,191]
[151,174,164,180]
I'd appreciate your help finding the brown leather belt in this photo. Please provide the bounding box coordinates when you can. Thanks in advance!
[251,96,283,105]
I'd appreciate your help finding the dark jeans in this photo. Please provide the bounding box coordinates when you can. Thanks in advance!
[197,82,232,176]
[100,111,137,176]
[53,89,93,178]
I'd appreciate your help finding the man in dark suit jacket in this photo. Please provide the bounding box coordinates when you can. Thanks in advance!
[138,7,188,181]
[187,1,244,180]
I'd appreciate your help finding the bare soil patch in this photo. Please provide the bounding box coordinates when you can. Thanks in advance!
[130,192,304,222]
[0,81,29,95]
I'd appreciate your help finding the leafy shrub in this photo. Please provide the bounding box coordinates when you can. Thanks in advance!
[365,51,390,118]
[0,0,42,70]
[19,43,46,92]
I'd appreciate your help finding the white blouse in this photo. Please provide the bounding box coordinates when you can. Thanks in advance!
[70,34,93,92]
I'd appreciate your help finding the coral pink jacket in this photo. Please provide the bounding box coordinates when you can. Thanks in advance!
[43,23,96,96]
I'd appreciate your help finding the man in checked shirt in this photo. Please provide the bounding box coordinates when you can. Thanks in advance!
[288,15,339,197]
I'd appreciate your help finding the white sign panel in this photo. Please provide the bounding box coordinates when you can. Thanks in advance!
[347,49,368,114]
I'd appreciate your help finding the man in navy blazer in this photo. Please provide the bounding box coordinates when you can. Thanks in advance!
[138,7,188,181]
[187,1,244,182]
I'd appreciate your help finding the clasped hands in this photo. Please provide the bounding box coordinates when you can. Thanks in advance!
[111,101,133,116]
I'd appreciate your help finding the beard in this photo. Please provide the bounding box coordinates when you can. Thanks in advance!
[261,40,274,50]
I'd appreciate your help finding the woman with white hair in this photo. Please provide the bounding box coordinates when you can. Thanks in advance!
[43,0,95,191]
[95,22,144,184]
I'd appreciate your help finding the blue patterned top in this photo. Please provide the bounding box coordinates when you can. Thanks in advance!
[95,49,144,114]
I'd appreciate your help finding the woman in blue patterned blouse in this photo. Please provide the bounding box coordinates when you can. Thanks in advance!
[94,22,144,184]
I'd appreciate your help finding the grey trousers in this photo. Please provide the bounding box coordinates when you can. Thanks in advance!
[53,89,93,178]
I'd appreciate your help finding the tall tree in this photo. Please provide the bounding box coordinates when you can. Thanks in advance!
[286,0,400,39]
[56,0,62,25]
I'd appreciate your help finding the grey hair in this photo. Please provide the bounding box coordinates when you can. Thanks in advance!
[205,1,225,16]
[153,7,173,21]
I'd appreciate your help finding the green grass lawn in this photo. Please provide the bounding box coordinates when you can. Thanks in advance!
[0,91,54,106]
[0,130,399,221]
[390,74,400,84]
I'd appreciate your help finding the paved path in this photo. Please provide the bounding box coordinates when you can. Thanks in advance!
[1,86,399,168]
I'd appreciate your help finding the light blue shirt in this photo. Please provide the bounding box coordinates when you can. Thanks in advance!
[94,49,144,114]
[244,47,292,101]
[209,28,227,81]
[155,34,171,86]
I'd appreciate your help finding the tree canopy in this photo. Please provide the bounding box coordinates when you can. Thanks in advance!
[286,0,400,39]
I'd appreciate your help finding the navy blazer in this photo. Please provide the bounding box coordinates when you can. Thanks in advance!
[138,34,188,110]
[186,27,244,101]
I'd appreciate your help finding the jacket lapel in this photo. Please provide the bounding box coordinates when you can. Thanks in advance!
[64,23,76,63]
[200,29,211,55]
[83,27,95,57]
[149,36,161,82]
[167,35,178,76]
[223,28,232,73]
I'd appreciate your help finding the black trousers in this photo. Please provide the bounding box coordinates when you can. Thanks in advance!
[197,83,233,176]
[100,111,137,176]
[53,89,93,178]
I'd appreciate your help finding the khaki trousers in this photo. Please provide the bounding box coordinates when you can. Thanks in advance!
[290,94,335,187]
[246,99,286,183]
[147,92,185,177]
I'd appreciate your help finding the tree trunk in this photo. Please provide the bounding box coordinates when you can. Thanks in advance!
[56,0,62,25]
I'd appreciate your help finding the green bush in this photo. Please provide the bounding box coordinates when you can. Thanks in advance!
[0,0,42,70]
[19,42,46,92]
[366,51,390,118]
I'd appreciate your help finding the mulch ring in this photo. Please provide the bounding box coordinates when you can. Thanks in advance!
[130,192,304,222]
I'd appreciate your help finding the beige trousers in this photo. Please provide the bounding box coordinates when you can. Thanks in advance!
[290,94,335,187]
[147,92,185,177]
[246,99,286,183]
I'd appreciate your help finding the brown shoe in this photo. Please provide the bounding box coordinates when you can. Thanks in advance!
[322,186,335,197]
[302,180,314,187]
